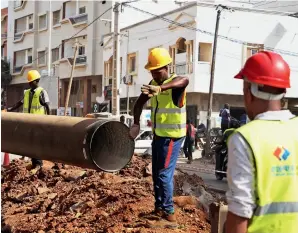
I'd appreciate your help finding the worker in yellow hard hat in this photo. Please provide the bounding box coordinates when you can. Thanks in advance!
[7,70,51,173]
[129,48,189,229]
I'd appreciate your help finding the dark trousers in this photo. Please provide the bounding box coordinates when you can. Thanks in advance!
[31,158,43,168]
[183,138,194,161]
[221,123,230,133]
[152,135,185,214]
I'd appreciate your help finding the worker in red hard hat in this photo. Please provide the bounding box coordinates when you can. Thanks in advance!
[225,51,298,233]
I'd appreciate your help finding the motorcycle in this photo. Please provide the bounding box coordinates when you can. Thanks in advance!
[214,118,241,180]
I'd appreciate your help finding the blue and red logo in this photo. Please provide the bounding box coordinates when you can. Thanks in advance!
[273,146,290,161]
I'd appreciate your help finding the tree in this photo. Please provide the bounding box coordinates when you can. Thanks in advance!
[1,59,12,109]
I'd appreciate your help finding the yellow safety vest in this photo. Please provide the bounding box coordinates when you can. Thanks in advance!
[234,117,298,233]
[150,74,186,138]
[23,87,46,114]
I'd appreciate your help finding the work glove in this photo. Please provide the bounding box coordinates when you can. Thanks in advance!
[129,124,140,139]
[141,85,161,97]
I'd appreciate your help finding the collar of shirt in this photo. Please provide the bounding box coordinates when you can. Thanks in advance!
[254,110,295,121]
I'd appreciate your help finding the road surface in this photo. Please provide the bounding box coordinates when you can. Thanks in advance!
[177,150,228,193]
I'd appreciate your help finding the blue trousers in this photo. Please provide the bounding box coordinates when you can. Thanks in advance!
[152,135,185,214]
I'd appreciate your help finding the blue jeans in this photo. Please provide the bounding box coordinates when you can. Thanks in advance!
[152,135,185,214]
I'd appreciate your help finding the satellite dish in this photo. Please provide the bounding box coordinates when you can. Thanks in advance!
[96,96,104,103]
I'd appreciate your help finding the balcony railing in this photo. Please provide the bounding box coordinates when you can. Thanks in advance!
[14,65,24,73]
[67,55,87,65]
[1,33,7,39]
[14,0,24,9]
[69,13,88,25]
[14,32,23,40]
[175,62,187,75]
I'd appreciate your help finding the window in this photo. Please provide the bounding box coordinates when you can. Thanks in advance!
[104,56,113,78]
[39,14,47,30]
[92,84,97,93]
[38,51,46,65]
[53,10,60,25]
[127,53,136,74]
[27,49,32,64]
[79,6,86,14]
[176,38,186,54]
[247,47,262,58]
[198,42,212,62]
[78,46,85,56]
[52,48,59,63]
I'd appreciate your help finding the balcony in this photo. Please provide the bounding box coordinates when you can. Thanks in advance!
[14,32,23,40]
[67,55,87,65]
[14,0,26,11]
[69,13,88,25]
[174,62,193,75]
[175,62,187,75]
[14,65,23,73]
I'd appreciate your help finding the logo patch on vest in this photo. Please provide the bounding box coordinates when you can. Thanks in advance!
[273,146,290,161]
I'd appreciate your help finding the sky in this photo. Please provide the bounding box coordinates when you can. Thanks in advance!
[1,0,8,8]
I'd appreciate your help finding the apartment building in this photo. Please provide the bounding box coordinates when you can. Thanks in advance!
[6,0,112,116]
[6,0,187,115]
[102,2,298,123]
[1,7,8,60]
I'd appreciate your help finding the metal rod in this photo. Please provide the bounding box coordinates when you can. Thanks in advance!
[64,41,79,116]
[1,112,134,172]
[112,2,121,116]
[126,30,130,114]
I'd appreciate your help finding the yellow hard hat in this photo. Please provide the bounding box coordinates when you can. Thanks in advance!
[145,48,173,71]
[27,70,41,83]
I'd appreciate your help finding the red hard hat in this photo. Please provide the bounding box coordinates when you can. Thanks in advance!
[234,51,290,88]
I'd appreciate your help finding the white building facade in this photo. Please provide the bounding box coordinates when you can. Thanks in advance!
[6,0,184,115]
[102,2,298,123]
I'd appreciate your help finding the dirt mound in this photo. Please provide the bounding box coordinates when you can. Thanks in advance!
[1,156,210,233]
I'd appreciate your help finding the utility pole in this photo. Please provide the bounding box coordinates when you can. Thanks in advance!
[112,2,121,116]
[206,5,230,155]
[64,40,79,116]
[126,30,130,114]
[47,0,52,75]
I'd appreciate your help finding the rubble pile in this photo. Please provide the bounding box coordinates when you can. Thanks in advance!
[1,157,211,233]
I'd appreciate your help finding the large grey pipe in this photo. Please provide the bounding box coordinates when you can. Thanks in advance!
[1,112,135,172]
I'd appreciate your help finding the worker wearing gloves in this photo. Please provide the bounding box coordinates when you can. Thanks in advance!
[225,51,298,233]
[7,70,50,173]
[129,48,188,228]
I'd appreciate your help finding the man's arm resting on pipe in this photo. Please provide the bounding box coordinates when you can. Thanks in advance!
[226,211,248,233]
[133,93,150,125]
[7,100,23,112]
[160,76,189,91]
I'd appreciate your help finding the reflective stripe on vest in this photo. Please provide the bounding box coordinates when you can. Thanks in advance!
[151,107,186,114]
[150,74,186,138]
[234,117,298,233]
[23,87,46,115]
[254,202,298,216]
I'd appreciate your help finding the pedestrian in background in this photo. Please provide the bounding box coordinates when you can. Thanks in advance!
[129,48,188,229]
[219,103,231,132]
[183,119,196,164]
